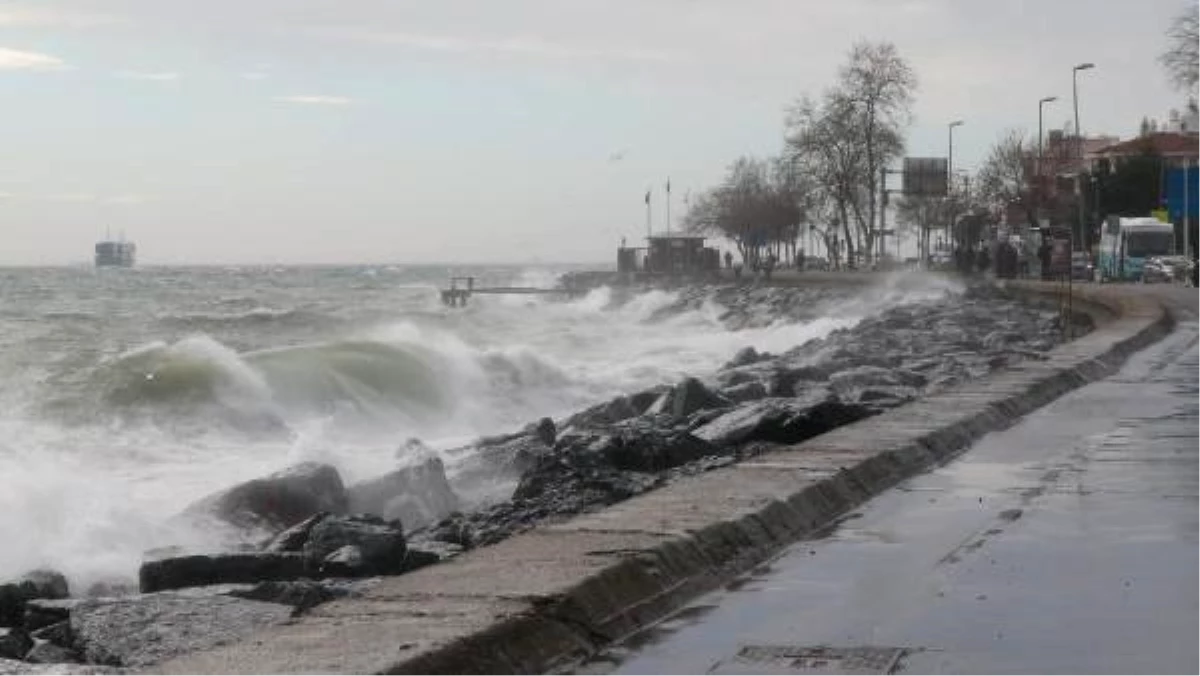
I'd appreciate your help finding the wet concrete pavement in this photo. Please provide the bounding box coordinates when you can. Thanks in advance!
[591,293,1198,675]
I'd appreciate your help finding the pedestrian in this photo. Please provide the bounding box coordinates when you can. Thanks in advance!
[976,246,991,274]
[724,250,732,270]
[1038,241,1052,281]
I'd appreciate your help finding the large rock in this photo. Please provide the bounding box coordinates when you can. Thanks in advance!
[645,377,731,420]
[28,621,71,649]
[718,381,769,403]
[692,394,875,447]
[767,365,830,397]
[138,553,308,593]
[183,462,348,532]
[226,580,347,614]
[529,417,556,446]
[23,641,80,665]
[853,385,921,407]
[22,600,74,633]
[723,346,767,369]
[554,422,724,474]
[0,628,31,660]
[511,458,663,512]
[302,514,407,576]
[262,512,326,553]
[452,433,549,491]
[561,395,641,431]
[0,570,69,628]
[347,455,459,531]
[69,594,291,668]
[830,367,912,393]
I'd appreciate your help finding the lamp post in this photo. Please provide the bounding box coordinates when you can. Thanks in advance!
[1185,158,1191,261]
[1073,63,1094,251]
[948,120,964,254]
[1037,96,1058,227]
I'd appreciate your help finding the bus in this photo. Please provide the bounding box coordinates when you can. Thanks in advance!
[1096,216,1175,282]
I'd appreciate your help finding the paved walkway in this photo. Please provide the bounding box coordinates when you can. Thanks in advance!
[591,292,1198,674]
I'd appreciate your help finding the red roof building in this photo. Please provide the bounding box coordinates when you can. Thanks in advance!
[1090,132,1199,168]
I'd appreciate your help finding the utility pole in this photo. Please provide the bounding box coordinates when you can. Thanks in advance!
[948,120,964,254]
[644,188,652,241]
[665,178,672,237]
[1073,63,1094,251]
[1038,96,1058,230]
[1186,159,1191,260]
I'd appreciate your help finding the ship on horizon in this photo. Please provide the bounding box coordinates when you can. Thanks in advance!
[95,231,136,267]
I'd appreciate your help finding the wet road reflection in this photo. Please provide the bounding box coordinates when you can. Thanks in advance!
[587,309,1198,675]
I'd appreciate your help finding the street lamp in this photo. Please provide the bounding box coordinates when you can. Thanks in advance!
[1073,63,1095,250]
[1038,96,1057,163]
[1038,96,1058,227]
[947,120,964,253]
[948,120,964,182]
[1072,63,1094,153]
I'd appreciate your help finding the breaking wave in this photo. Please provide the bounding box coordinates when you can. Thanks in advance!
[69,324,579,438]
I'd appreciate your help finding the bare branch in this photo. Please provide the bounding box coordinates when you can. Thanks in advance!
[1160,4,1199,105]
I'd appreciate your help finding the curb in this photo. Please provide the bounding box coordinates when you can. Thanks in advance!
[154,284,1173,675]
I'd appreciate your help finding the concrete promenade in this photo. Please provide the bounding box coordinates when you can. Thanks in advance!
[602,288,1198,674]
[154,282,1187,674]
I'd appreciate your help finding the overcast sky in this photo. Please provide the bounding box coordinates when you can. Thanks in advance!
[0,0,1191,264]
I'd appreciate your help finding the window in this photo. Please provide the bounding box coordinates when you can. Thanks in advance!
[1125,231,1173,258]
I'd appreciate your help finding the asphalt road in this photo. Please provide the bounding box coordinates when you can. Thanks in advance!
[587,290,1198,675]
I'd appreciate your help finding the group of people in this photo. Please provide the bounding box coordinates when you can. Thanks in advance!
[953,246,991,275]
[724,250,780,280]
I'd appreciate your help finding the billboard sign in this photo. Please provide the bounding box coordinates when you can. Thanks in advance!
[1164,166,1198,221]
[902,157,949,197]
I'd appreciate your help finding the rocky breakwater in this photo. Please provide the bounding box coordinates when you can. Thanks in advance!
[0,283,1084,672]
[0,456,463,672]
[415,284,1085,550]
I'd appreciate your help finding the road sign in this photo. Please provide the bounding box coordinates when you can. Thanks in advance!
[902,158,949,197]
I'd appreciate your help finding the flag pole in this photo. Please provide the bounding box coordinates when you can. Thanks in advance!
[645,188,652,241]
[666,178,672,237]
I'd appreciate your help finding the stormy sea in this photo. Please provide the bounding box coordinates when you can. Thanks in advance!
[0,265,972,593]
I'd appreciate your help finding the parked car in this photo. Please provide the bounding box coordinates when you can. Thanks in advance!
[1142,255,1194,284]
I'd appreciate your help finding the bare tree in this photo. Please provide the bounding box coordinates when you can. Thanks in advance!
[688,41,917,270]
[682,155,802,265]
[837,41,917,262]
[895,194,943,261]
[786,94,864,266]
[978,129,1036,231]
[1160,4,1199,110]
[785,42,916,266]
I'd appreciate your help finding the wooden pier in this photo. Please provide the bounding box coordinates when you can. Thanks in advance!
[440,276,585,307]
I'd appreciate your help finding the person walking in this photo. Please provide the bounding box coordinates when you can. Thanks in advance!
[724,250,732,270]
[976,245,991,275]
